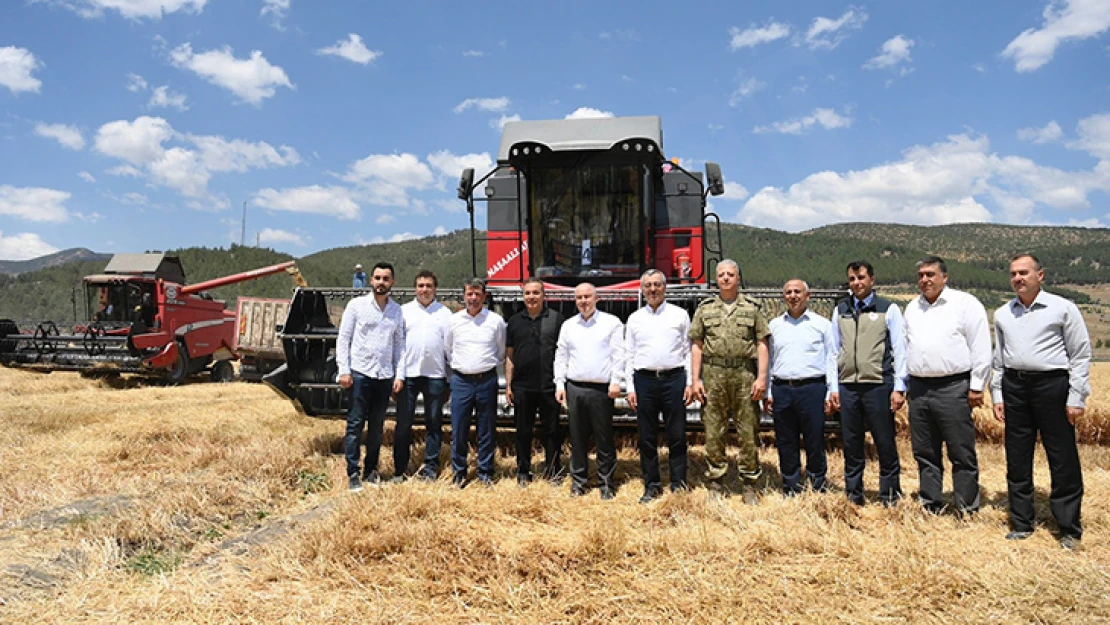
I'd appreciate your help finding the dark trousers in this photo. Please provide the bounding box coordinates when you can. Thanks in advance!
[513,387,564,478]
[908,374,980,513]
[344,374,393,479]
[1003,370,1083,538]
[450,370,499,479]
[395,376,447,475]
[840,382,902,504]
[567,381,616,490]
[634,370,688,491]
[771,381,827,494]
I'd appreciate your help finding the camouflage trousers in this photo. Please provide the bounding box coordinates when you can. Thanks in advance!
[701,363,761,483]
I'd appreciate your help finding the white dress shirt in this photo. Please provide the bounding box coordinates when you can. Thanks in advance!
[990,289,1092,408]
[444,307,506,374]
[767,310,838,399]
[336,295,405,380]
[903,286,992,391]
[553,310,625,392]
[625,302,692,386]
[400,299,452,379]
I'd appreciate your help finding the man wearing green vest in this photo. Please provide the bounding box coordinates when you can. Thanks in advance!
[828,260,907,506]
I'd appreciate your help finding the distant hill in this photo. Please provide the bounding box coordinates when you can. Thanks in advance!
[0,248,111,275]
[3,223,1110,325]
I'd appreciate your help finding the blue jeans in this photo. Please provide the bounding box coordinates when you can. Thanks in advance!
[395,376,447,475]
[345,373,393,479]
[771,380,828,494]
[450,370,499,478]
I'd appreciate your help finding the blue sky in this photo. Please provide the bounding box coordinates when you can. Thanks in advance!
[1,0,1108,260]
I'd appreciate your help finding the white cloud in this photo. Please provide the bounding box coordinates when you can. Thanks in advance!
[565,107,614,120]
[258,227,305,247]
[363,232,419,245]
[0,185,71,222]
[187,134,300,172]
[490,114,521,130]
[317,34,381,65]
[805,7,868,50]
[454,97,511,113]
[252,185,361,219]
[34,123,85,150]
[55,0,208,19]
[1002,0,1110,72]
[77,171,96,183]
[462,50,486,57]
[260,0,290,29]
[728,77,766,107]
[729,22,791,50]
[94,116,174,165]
[426,150,494,187]
[863,35,915,70]
[342,153,435,208]
[94,116,300,206]
[1018,120,1063,144]
[738,132,1110,230]
[148,85,188,111]
[125,72,147,92]
[720,180,750,202]
[375,214,395,224]
[0,46,43,94]
[432,226,447,236]
[0,231,60,261]
[170,43,293,105]
[120,192,148,205]
[754,108,853,134]
[1067,112,1110,159]
[572,83,586,90]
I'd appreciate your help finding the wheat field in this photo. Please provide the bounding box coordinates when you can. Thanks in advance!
[0,364,1108,623]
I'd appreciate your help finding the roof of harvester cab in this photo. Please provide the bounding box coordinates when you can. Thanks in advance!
[497,115,663,163]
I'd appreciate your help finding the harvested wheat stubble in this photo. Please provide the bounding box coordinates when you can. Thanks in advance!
[0,365,1108,623]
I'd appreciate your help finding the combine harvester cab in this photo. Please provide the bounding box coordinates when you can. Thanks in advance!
[0,253,305,384]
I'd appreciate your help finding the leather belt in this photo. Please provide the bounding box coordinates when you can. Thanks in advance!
[1005,368,1068,381]
[909,371,970,385]
[702,356,753,368]
[452,368,495,382]
[772,376,825,387]
[635,367,684,378]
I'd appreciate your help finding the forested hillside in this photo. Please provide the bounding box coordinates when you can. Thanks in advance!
[3,222,1108,325]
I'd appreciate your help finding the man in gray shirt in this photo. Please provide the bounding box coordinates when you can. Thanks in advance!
[991,253,1091,550]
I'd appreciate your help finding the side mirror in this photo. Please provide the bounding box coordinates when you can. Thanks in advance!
[705,162,725,196]
[457,168,475,200]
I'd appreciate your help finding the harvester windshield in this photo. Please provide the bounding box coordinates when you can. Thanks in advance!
[530,162,644,280]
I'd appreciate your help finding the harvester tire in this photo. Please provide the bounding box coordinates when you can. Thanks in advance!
[164,343,189,386]
[211,360,234,383]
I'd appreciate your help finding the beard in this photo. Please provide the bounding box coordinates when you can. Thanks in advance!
[373,285,390,295]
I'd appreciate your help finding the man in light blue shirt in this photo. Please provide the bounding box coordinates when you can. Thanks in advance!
[336,261,405,492]
[828,260,907,506]
[765,279,837,495]
[352,264,367,289]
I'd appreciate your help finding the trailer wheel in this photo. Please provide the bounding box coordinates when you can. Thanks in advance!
[211,360,234,383]
[163,343,189,385]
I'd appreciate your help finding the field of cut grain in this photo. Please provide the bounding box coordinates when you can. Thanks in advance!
[1,365,1109,623]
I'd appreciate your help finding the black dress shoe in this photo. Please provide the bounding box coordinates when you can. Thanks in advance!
[516,473,531,488]
[670,481,688,493]
[639,487,663,504]
[478,475,494,488]
[1006,530,1033,541]
[570,485,586,497]
[599,487,615,501]
[1059,535,1081,551]
[452,472,467,489]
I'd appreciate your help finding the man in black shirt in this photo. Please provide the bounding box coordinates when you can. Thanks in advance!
[506,278,566,486]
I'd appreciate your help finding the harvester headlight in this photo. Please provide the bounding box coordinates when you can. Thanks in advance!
[635,143,642,151]
[622,143,630,151]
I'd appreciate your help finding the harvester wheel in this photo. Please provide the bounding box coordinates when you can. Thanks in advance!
[163,343,189,385]
[211,360,234,383]
[0,319,18,355]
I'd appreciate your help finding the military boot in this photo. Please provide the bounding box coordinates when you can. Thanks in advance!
[741,485,760,506]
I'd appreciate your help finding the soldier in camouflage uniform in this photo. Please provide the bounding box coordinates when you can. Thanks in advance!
[690,259,771,504]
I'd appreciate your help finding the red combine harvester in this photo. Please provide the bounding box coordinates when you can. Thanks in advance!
[265,115,840,429]
[0,253,306,383]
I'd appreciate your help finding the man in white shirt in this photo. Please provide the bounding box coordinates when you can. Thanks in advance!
[396,270,453,483]
[625,270,692,503]
[765,279,837,496]
[903,255,991,514]
[336,262,406,492]
[445,277,507,488]
[991,254,1091,549]
[554,282,625,500]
